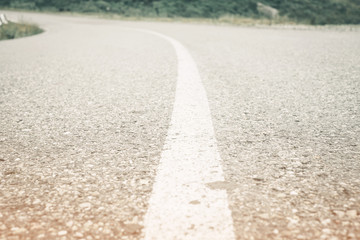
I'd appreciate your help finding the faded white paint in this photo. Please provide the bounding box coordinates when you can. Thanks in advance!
[138,30,235,240]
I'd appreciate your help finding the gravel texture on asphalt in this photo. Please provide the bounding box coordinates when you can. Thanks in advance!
[1,12,360,240]
[0,13,176,239]
[177,25,360,240]
[133,22,359,239]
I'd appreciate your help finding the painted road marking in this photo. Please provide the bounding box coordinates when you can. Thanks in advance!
[138,30,235,240]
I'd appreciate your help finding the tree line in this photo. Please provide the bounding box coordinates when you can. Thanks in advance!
[1,0,359,24]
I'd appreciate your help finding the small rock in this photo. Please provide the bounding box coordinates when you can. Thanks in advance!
[66,221,74,227]
[123,223,143,235]
[32,199,41,205]
[11,227,27,234]
[84,221,93,229]
[334,210,345,218]
[321,219,331,225]
[103,227,112,234]
[139,179,149,185]
[36,233,45,239]
[287,217,299,228]
[0,223,7,231]
[4,169,17,175]
[18,190,25,196]
[259,213,270,219]
[346,210,357,218]
[7,236,20,240]
[342,221,349,226]
[252,177,265,182]
[277,193,287,198]
[79,202,91,209]
[348,233,355,238]
[58,230,67,236]
[290,191,298,196]
[74,232,83,238]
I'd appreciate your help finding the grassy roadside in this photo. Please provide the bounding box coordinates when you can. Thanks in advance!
[1,7,295,26]
[2,0,360,24]
[80,11,295,25]
[0,21,43,40]
[1,9,359,33]
[63,11,360,31]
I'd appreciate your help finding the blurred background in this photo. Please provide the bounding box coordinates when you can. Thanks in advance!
[0,0,359,25]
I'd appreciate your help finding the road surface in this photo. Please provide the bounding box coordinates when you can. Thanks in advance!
[0,11,359,240]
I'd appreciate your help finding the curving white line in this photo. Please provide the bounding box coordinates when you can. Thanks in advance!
[137,29,235,240]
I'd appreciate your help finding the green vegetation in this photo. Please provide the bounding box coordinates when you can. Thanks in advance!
[0,0,359,25]
[0,21,43,40]
[272,0,360,25]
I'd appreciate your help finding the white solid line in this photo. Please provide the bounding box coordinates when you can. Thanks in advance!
[138,29,235,240]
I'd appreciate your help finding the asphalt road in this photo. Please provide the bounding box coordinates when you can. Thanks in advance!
[0,12,359,240]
